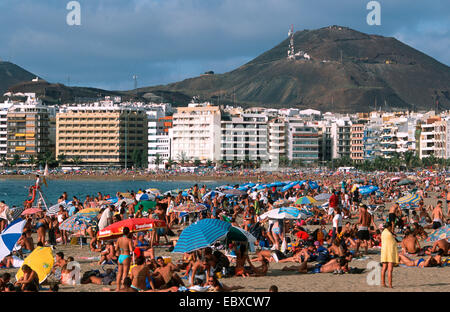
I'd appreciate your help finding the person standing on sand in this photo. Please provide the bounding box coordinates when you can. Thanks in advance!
[115,227,133,291]
[380,221,398,288]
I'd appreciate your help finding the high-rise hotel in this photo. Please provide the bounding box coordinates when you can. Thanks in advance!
[56,102,148,167]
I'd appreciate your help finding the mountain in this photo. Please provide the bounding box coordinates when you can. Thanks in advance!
[138,25,450,112]
[0,61,40,95]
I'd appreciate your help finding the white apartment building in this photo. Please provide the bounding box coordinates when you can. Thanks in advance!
[380,117,416,158]
[419,117,449,159]
[267,117,287,165]
[170,102,221,162]
[221,112,269,162]
[286,118,320,163]
[147,108,171,168]
[0,99,14,161]
[330,118,352,159]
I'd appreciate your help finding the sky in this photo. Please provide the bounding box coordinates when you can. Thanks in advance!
[0,0,448,91]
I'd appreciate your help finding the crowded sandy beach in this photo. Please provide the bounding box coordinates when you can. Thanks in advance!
[0,169,449,292]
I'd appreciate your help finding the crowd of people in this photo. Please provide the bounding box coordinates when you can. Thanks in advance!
[0,170,449,292]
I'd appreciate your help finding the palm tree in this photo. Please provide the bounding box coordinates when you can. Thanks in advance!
[194,159,201,167]
[206,160,213,167]
[72,156,82,167]
[11,154,21,168]
[166,157,175,169]
[177,152,189,165]
[154,154,162,167]
[58,153,67,166]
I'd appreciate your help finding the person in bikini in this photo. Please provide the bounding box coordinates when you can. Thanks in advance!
[399,250,444,267]
[115,226,133,291]
[426,239,449,256]
[281,252,348,274]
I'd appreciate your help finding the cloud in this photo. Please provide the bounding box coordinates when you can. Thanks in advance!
[0,0,448,90]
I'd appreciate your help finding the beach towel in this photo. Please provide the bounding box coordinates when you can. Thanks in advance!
[380,228,399,264]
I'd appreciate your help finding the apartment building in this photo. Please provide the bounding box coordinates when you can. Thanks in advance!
[331,118,352,159]
[147,107,172,168]
[350,123,365,163]
[221,112,269,162]
[418,117,448,159]
[6,96,51,162]
[0,99,13,161]
[170,102,221,162]
[286,119,320,163]
[56,103,148,167]
[267,117,287,165]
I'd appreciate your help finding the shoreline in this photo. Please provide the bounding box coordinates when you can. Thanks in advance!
[0,173,280,183]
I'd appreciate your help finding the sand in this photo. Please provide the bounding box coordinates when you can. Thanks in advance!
[2,187,449,292]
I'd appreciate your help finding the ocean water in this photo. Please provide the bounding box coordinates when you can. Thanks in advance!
[0,178,229,207]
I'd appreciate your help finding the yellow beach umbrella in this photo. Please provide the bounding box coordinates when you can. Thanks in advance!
[16,247,54,284]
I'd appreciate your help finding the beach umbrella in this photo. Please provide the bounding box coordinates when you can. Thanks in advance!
[273,199,295,207]
[46,202,71,216]
[202,191,224,201]
[425,225,450,243]
[171,202,208,213]
[308,181,319,190]
[397,179,414,186]
[224,226,257,252]
[16,247,54,285]
[390,177,401,182]
[118,192,133,199]
[98,218,166,240]
[354,178,365,183]
[267,181,287,188]
[0,218,26,262]
[115,198,136,207]
[222,189,247,196]
[314,193,332,201]
[172,219,231,253]
[8,207,24,222]
[146,188,161,195]
[358,185,379,195]
[59,213,97,232]
[134,201,157,215]
[397,193,421,206]
[281,181,299,192]
[77,208,100,215]
[295,196,317,205]
[259,207,307,220]
[21,208,43,216]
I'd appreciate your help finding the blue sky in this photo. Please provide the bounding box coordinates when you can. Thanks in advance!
[0,0,448,90]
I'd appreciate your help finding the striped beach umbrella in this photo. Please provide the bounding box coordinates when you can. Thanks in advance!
[425,224,450,243]
[8,207,25,222]
[0,218,26,262]
[295,196,317,205]
[171,202,208,213]
[59,213,97,232]
[173,219,231,253]
[397,193,421,205]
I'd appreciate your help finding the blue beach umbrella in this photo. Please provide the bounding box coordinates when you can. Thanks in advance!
[0,218,26,262]
[358,186,379,196]
[314,193,332,201]
[173,219,231,253]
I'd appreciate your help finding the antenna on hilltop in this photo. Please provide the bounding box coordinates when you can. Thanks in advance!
[133,75,138,97]
[287,24,295,60]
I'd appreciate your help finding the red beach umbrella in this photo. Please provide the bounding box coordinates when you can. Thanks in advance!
[97,218,166,240]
